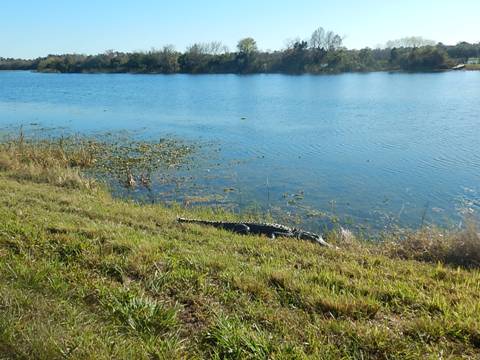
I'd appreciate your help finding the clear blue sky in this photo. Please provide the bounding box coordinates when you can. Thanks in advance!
[1,0,479,58]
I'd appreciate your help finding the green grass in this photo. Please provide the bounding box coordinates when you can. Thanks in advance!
[1,140,480,359]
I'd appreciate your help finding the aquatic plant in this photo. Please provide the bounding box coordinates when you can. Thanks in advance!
[0,131,194,191]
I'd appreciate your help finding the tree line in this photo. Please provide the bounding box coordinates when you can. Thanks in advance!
[1,28,479,74]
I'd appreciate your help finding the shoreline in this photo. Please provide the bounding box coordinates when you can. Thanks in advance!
[0,134,478,265]
[3,67,479,75]
[0,131,473,235]
[1,140,479,357]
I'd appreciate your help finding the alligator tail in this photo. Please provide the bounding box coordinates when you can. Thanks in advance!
[177,217,217,225]
[178,217,201,223]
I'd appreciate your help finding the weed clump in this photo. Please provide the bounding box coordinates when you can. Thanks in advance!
[383,221,480,269]
[101,289,177,334]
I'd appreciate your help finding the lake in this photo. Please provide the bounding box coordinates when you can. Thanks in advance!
[1,70,479,231]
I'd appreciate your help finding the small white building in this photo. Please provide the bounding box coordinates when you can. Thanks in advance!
[467,58,480,65]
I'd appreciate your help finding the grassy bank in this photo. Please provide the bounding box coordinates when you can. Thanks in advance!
[1,138,480,359]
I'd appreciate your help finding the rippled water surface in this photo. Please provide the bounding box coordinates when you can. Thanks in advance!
[1,71,479,230]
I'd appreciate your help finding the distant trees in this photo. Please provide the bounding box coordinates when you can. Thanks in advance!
[235,38,258,73]
[158,45,180,73]
[309,28,325,50]
[305,27,343,72]
[179,44,209,73]
[0,57,37,70]
[358,48,376,69]
[398,46,449,71]
[185,42,228,56]
[137,47,180,73]
[37,54,87,72]
[379,36,454,71]
[279,40,309,73]
[385,36,436,49]
[310,27,343,50]
[446,42,480,61]
[3,29,478,75]
[178,41,234,73]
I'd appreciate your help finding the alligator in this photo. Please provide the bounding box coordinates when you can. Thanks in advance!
[177,217,332,247]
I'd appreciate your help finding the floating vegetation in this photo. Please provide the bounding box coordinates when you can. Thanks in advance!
[283,190,306,206]
[85,137,194,189]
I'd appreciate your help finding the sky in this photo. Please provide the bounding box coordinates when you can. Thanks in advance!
[1,0,479,59]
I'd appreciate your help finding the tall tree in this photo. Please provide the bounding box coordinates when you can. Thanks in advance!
[310,27,343,50]
[237,38,258,54]
[310,27,326,49]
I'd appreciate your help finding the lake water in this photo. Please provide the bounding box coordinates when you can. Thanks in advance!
[1,71,479,231]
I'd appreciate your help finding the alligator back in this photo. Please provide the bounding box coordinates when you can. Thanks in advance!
[177,217,331,247]
[178,218,293,233]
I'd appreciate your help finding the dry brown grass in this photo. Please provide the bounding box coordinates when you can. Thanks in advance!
[0,135,97,190]
[324,223,480,269]
[382,221,480,269]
